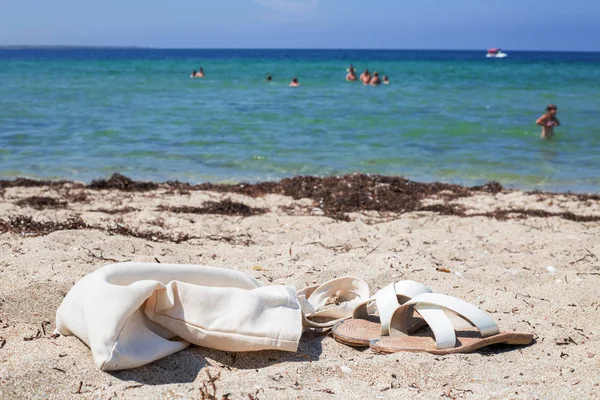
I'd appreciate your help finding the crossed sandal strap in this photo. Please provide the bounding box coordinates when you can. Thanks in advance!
[298,276,370,328]
[389,293,500,349]
[352,281,432,336]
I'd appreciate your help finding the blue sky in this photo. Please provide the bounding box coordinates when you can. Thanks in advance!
[2,0,599,51]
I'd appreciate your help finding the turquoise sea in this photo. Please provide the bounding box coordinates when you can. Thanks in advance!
[1,49,599,191]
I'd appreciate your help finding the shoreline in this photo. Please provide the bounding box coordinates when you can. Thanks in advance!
[1,172,599,399]
[1,173,599,223]
[3,172,599,196]
[2,171,598,196]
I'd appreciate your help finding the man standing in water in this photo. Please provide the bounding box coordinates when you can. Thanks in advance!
[370,72,381,86]
[536,104,560,139]
[346,67,357,81]
[360,69,371,85]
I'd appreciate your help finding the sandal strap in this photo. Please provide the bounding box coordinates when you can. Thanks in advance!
[352,281,432,336]
[298,276,370,328]
[389,293,500,349]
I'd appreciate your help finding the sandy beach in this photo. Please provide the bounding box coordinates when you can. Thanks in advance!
[1,174,599,399]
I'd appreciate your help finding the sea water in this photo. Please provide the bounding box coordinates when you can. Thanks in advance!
[1,49,599,192]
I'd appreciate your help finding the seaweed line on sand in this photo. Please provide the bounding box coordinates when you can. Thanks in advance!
[157,200,267,217]
[2,173,599,222]
[15,196,67,210]
[418,204,600,223]
[0,215,255,245]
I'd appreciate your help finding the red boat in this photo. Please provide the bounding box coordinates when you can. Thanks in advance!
[486,48,508,58]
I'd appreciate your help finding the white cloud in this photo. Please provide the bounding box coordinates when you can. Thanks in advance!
[256,0,319,14]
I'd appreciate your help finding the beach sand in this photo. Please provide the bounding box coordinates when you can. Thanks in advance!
[1,174,599,399]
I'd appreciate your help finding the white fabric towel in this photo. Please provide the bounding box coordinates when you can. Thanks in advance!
[56,262,303,371]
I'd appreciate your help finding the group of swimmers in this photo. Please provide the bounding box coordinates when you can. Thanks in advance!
[266,75,299,87]
[345,64,389,85]
[190,64,389,87]
[191,65,560,139]
[192,66,299,86]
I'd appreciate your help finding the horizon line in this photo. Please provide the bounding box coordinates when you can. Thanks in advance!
[1,45,600,53]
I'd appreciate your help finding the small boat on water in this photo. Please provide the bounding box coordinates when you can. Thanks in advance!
[486,48,508,58]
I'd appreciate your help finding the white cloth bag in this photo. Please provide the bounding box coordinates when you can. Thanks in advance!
[56,262,303,371]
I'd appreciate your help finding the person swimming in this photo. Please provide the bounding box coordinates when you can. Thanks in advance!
[346,67,357,81]
[289,77,299,87]
[196,68,205,78]
[383,75,389,85]
[536,104,560,139]
[370,72,381,86]
[191,70,197,78]
[360,69,371,85]
[266,75,272,82]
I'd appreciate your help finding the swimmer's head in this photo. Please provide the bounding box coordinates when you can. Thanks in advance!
[266,75,272,81]
[292,77,298,83]
[547,104,558,115]
[383,75,389,81]
[364,69,369,74]
[373,72,379,77]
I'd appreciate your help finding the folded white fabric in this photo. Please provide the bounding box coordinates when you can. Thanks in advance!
[55,262,303,371]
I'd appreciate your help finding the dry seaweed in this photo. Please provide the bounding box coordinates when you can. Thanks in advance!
[0,215,188,242]
[417,204,467,215]
[527,189,600,202]
[0,177,76,189]
[0,215,87,237]
[0,214,262,244]
[416,205,600,222]
[264,175,482,218]
[90,207,140,215]
[15,196,67,210]
[158,200,266,217]
[472,209,600,223]
[192,181,279,197]
[199,370,221,400]
[2,173,599,222]
[89,173,158,192]
[185,175,504,218]
[471,181,504,194]
[103,224,196,243]
[63,190,89,203]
